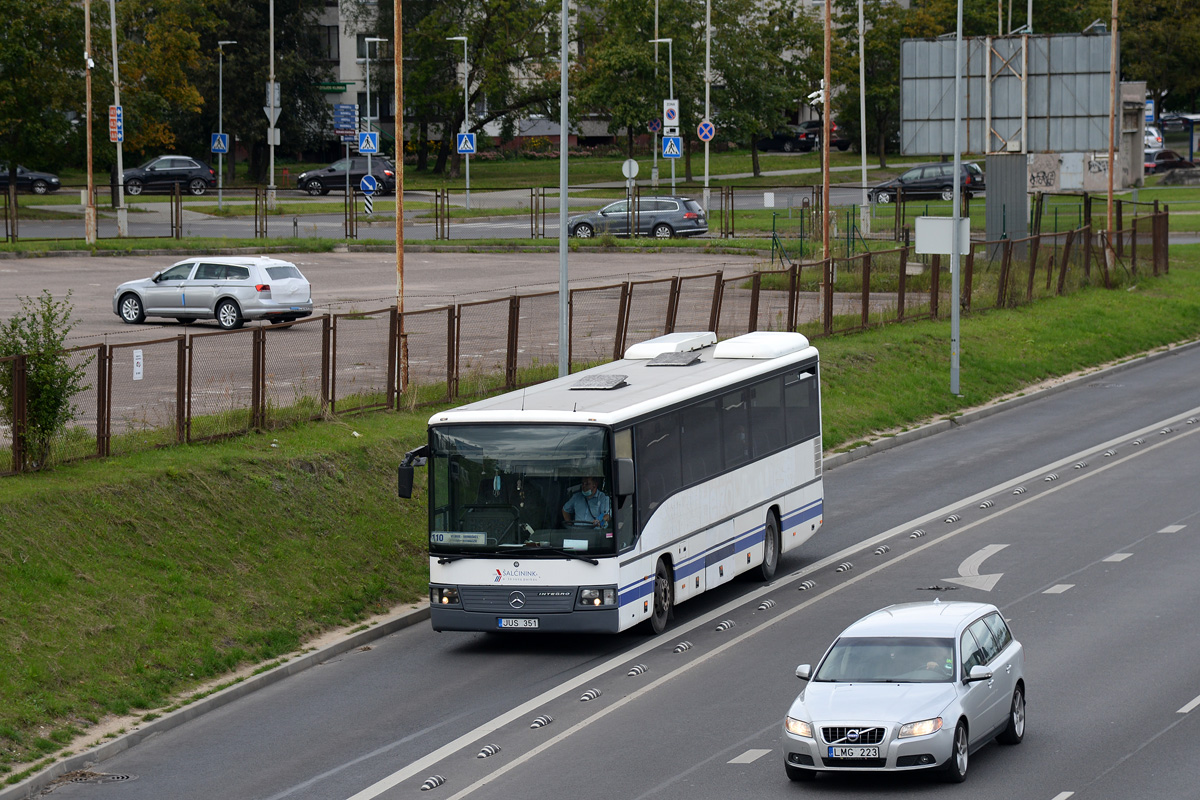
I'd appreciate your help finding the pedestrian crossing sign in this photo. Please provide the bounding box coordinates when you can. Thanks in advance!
[457,133,476,154]
[358,132,379,154]
[662,136,682,159]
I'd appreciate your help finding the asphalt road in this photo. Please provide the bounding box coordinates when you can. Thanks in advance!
[27,339,1200,799]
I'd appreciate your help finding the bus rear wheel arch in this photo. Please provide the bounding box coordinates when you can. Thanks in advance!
[649,557,674,635]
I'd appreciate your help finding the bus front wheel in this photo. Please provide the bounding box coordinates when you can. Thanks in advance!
[757,510,781,581]
[649,558,673,635]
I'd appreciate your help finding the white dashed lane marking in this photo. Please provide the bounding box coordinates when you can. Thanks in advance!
[1050,793,1075,800]
[1102,553,1132,562]
[1159,525,1186,533]
[728,749,771,764]
[1044,584,1074,594]
[1179,694,1200,715]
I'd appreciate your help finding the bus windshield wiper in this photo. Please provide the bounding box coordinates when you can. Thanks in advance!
[517,545,600,565]
[436,554,466,564]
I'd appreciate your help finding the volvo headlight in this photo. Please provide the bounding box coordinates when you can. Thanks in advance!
[898,717,943,738]
[784,716,813,739]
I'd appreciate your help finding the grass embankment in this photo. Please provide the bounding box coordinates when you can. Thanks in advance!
[2,244,1200,783]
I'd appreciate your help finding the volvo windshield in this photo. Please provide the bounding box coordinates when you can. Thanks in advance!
[429,425,619,557]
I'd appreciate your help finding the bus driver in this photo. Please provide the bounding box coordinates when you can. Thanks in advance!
[562,476,612,529]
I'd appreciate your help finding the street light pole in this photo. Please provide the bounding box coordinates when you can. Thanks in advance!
[446,36,470,210]
[652,1,659,189]
[703,0,711,214]
[364,37,388,187]
[649,38,674,192]
[217,40,236,211]
[84,0,96,244]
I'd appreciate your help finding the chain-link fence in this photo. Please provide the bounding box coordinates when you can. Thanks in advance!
[0,212,1171,474]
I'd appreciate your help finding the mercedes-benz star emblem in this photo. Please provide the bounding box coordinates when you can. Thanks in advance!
[509,591,526,609]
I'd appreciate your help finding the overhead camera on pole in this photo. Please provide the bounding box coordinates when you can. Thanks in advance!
[807,80,825,107]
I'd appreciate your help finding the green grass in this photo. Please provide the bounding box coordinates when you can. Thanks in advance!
[1,243,1199,778]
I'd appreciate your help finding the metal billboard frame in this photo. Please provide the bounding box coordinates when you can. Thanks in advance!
[900,32,1115,156]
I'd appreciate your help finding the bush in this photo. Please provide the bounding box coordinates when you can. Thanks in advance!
[0,290,92,470]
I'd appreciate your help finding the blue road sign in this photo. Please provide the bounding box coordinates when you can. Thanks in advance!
[697,120,716,142]
[360,175,378,195]
[358,132,379,154]
[333,103,359,135]
[648,118,662,133]
[662,136,683,159]
[211,133,230,154]
[456,133,476,154]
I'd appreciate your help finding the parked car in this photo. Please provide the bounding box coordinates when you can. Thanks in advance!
[297,157,396,196]
[1144,149,1195,175]
[799,119,851,151]
[113,256,313,330]
[122,156,217,196]
[782,600,1025,783]
[756,125,814,153]
[869,161,984,204]
[0,164,61,195]
[568,196,708,239]
[1144,124,1163,149]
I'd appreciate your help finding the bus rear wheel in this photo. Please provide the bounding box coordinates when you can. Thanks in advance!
[649,558,673,635]
[757,510,781,581]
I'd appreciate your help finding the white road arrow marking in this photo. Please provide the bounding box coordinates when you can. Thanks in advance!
[943,544,1008,591]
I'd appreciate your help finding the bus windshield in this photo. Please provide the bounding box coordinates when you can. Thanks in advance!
[429,425,616,556]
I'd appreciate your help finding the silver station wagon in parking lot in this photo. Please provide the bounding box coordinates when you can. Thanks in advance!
[782,600,1025,783]
[113,256,314,330]
[568,195,708,239]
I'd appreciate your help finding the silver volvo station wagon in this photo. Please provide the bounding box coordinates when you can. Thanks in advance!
[782,600,1025,783]
[113,256,314,330]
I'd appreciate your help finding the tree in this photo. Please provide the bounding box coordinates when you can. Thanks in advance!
[712,0,823,177]
[0,0,81,194]
[832,0,940,167]
[0,292,92,471]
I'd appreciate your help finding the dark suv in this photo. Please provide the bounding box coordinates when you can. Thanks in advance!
[799,120,851,151]
[869,162,985,203]
[122,156,217,196]
[568,196,708,239]
[297,157,396,196]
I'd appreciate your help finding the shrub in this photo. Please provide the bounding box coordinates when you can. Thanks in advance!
[0,290,92,470]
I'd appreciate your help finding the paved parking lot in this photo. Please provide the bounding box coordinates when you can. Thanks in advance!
[0,249,762,348]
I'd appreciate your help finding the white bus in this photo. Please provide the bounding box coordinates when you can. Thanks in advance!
[397,331,824,634]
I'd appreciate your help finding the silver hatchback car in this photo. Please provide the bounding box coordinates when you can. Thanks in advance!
[783,600,1024,783]
[113,256,314,330]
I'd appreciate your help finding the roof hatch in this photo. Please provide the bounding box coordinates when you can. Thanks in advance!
[713,331,810,359]
[624,331,716,359]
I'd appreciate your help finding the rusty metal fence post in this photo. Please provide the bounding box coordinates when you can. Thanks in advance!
[11,355,26,472]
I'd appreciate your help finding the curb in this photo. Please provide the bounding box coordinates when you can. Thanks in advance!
[3,337,1197,798]
[0,605,430,800]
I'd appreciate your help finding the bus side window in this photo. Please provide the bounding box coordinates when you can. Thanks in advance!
[680,399,720,485]
[749,377,785,458]
[635,412,681,525]
[721,390,750,469]
[784,368,819,443]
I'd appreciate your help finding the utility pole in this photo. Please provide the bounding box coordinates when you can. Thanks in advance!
[84,0,96,244]
[822,0,832,261]
[395,0,406,392]
[108,0,127,236]
[1105,0,1118,275]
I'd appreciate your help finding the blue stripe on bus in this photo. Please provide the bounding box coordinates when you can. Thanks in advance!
[616,497,823,608]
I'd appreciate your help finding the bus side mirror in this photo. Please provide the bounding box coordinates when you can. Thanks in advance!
[615,458,635,497]
[397,444,429,499]
[397,466,416,498]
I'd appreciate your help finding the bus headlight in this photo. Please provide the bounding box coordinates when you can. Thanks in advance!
[578,587,618,608]
[431,586,460,606]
